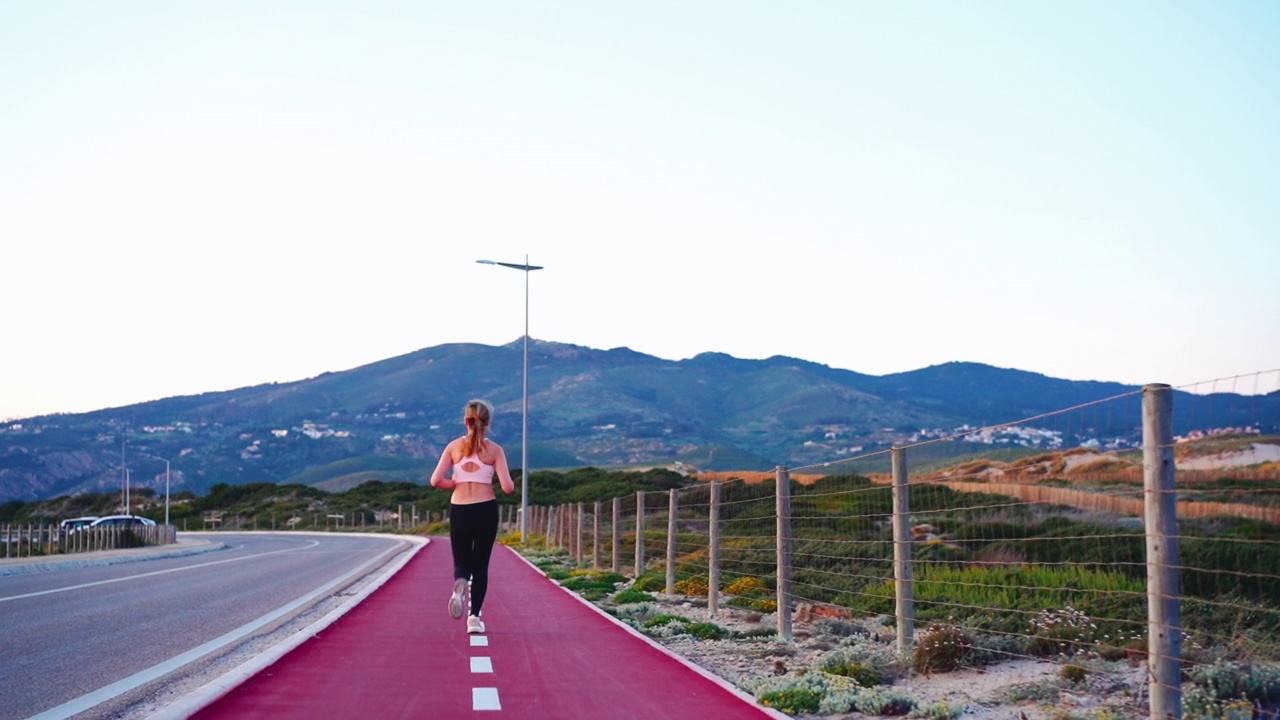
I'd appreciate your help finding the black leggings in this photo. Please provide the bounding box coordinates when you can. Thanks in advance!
[450,500,499,615]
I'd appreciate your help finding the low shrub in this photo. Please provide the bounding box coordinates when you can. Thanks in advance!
[686,622,728,640]
[1185,661,1280,718]
[909,701,964,720]
[498,532,545,548]
[674,575,710,596]
[1027,606,1098,657]
[614,588,655,604]
[1096,644,1128,662]
[825,661,883,688]
[818,690,864,714]
[728,596,778,612]
[759,688,822,715]
[643,621,694,639]
[913,624,972,674]
[632,572,667,592]
[851,687,917,715]
[559,577,618,593]
[725,576,770,595]
[1060,664,1086,683]
[641,614,692,629]
[813,643,904,684]
[612,602,663,623]
[570,570,627,584]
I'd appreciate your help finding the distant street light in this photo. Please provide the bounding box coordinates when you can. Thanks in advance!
[136,451,172,526]
[476,256,544,543]
[162,458,171,526]
[121,438,128,514]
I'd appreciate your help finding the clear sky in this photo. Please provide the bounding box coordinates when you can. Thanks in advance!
[2,1,1277,421]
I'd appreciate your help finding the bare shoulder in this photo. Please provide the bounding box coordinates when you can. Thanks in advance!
[482,439,506,462]
[445,437,467,460]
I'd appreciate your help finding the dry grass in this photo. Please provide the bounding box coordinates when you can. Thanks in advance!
[693,470,825,485]
[1069,458,1133,475]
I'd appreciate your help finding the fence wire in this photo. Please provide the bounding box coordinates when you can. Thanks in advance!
[520,371,1280,719]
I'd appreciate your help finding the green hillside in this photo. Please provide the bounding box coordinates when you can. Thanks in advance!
[1,340,1275,502]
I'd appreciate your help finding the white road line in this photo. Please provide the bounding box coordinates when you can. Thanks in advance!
[470,656,493,673]
[473,687,501,711]
[469,636,489,647]
[0,541,322,603]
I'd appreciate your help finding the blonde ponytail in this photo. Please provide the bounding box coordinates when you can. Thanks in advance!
[461,399,492,456]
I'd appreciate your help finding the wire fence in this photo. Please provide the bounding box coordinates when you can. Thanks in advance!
[516,373,1280,719]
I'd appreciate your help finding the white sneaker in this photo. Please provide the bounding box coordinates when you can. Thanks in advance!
[448,578,467,619]
[467,615,485,634]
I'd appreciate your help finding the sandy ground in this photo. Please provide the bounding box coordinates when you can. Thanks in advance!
[1178,442,1280,470]
[589,588,1151,719]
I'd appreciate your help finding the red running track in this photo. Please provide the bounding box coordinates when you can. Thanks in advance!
[193,538,782,720]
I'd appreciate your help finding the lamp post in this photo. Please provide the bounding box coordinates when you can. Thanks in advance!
[136,452,172,526]
[162,458,171,526]
[476,256,544,543]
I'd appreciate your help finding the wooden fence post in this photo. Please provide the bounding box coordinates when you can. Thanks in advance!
[575,502,584,565]
[593,501,602,569]
[776,466,793,640]
[635,492,646,577]
[612,497,621,574]
[666,489,678,595]
[1144,384,1182,720]
[892,447,915,652]
[709,480,721,615]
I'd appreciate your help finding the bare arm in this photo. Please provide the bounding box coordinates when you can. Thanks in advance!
[492,444,516,495]
[430,442,457,489]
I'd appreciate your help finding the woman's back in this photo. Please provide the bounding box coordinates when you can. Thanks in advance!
[448,438,504,504]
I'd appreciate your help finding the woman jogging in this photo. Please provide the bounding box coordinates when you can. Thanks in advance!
[430,399,516,634]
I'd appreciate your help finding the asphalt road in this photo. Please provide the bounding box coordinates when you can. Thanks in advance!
[0,532,412,720]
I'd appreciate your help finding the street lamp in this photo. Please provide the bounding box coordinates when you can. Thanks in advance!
[476,256,544,543]
[135,452,172,526]
[121,438,128,514]
[161,458,171,526]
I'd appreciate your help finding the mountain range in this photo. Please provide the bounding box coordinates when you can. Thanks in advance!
[2,339,1275,502]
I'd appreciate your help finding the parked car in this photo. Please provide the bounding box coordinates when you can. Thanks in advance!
[86,515,156,529]
[58,516,99,535]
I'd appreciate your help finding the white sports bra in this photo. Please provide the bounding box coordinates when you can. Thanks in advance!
[453,453,495,484]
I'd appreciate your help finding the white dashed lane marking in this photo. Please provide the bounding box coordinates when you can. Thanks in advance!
[473,687,501,711]
[470,656,493,673]
[470,636,489,647]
